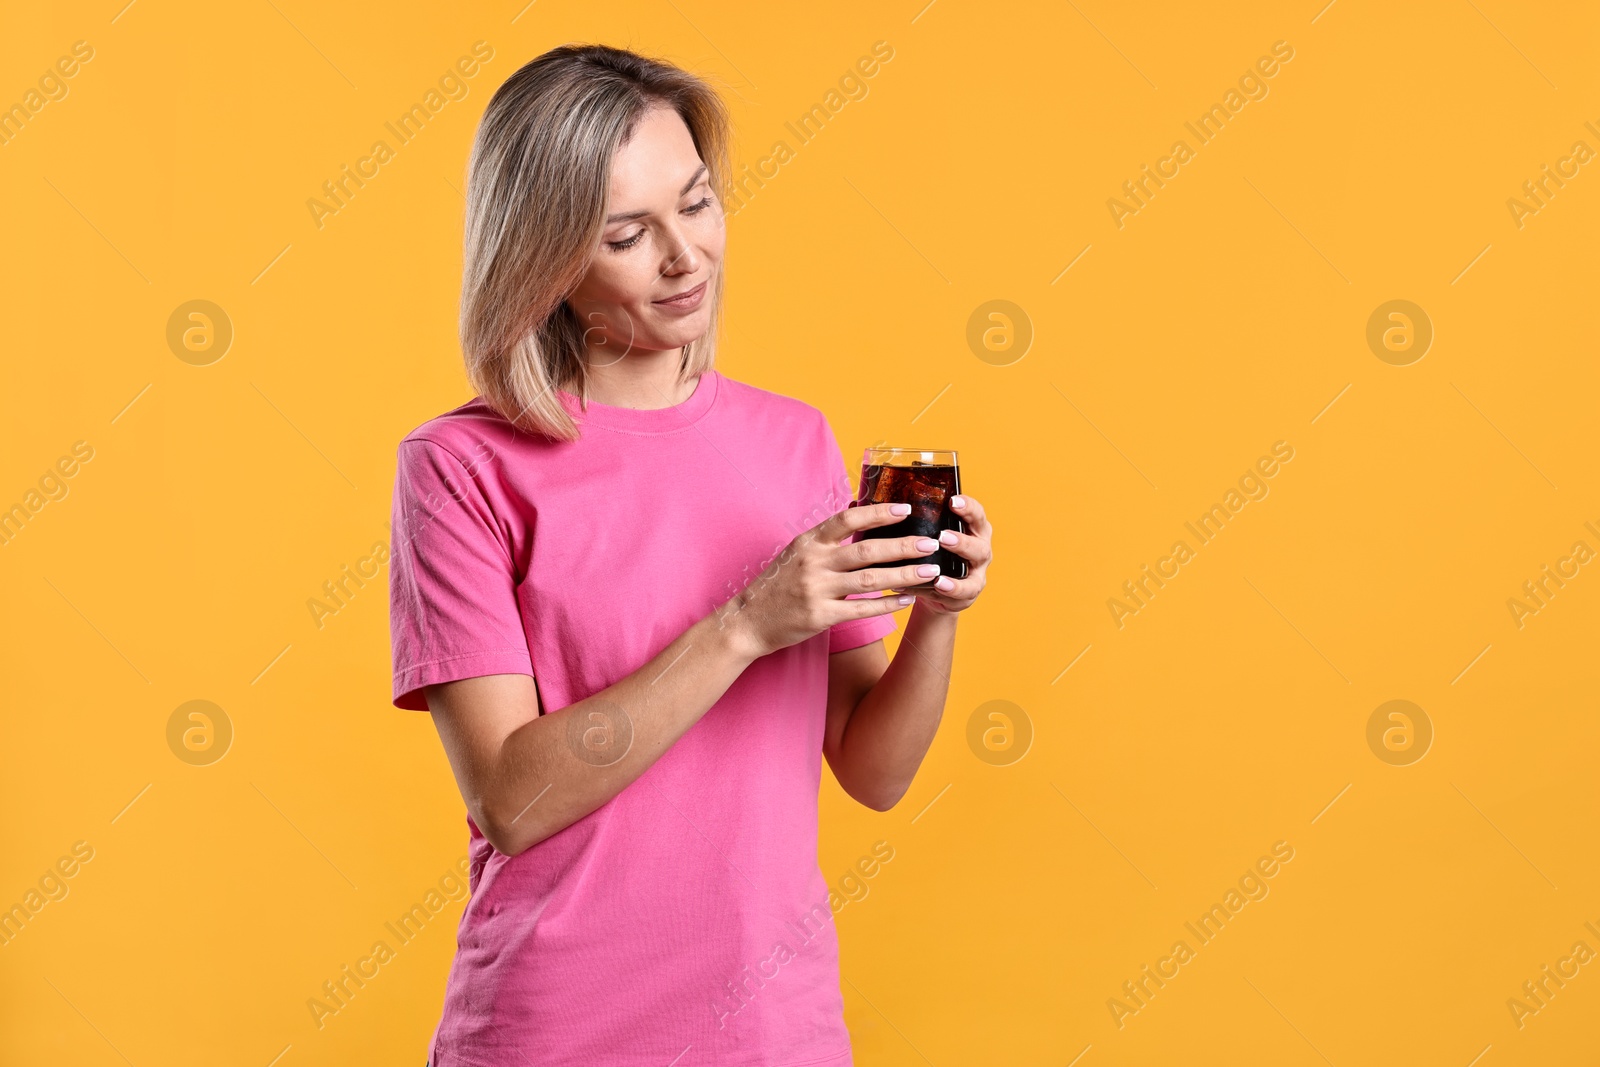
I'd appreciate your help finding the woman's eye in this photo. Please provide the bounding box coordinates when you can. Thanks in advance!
[606,196,715,252]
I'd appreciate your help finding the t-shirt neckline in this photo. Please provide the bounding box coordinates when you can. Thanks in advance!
[558,368,720,435]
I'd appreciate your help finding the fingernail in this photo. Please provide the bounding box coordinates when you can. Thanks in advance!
[935,576,954,590]
[897,594,913,605]
[916,564,940,578]
[951,496,965,509]
[939,530,958,545]
[891,503,911,515]
[916,538,938,553]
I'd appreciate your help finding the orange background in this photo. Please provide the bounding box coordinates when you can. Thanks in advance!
[3,2,1598,1064]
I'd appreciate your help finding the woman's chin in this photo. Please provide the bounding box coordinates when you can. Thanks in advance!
[645,313,712,347]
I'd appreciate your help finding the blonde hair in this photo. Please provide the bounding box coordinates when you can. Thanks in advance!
[460,43,731,441]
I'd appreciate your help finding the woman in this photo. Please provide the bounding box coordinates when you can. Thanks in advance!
[388,42,993,1066]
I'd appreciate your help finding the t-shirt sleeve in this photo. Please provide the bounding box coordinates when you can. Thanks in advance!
[829,610,898,653]
[389,438,534,711]
[817,413,899,655]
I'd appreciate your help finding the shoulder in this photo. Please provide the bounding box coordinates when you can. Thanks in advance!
[395,396,525,468]
[714,371,835,439]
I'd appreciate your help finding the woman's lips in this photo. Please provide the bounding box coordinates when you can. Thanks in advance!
[653,280,707,310]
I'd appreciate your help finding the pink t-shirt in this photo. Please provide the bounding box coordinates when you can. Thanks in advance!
[388,367,896,1067]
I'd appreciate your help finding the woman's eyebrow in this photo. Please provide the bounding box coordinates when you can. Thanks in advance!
[605,163,708,223]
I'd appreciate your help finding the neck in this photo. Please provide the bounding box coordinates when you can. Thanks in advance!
[577,347,699,410]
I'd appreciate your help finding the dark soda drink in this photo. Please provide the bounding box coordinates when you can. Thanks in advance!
[854,448,967,582]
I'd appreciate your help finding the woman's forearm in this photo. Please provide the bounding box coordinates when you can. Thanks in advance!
[834,607,958,810]
[483,607,757,856]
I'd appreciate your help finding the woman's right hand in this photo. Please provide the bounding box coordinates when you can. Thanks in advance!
[718,502,945,660]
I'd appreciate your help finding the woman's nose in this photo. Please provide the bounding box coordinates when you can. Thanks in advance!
[659,226,699,275]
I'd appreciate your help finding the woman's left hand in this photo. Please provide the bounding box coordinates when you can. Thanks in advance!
[910,494,992,615]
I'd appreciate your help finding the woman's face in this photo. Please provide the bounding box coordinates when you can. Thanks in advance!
[566,104,725,364]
